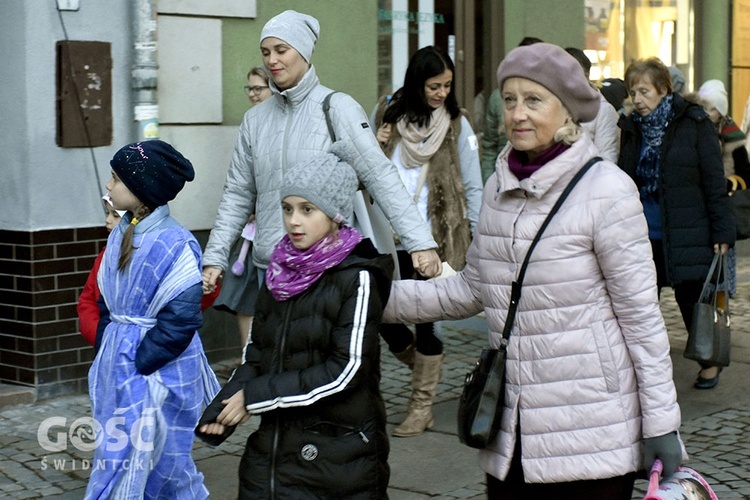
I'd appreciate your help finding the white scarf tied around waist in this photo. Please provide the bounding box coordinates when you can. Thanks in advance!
[110,314,158,329]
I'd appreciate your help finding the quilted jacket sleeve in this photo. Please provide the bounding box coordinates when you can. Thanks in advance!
[203,112,257,270]
[328,93,437,253]
[457,115,483,232]
[383,241,484,324]
[592,172,681,438]
[590,97,620,163]
[134,283,202,375]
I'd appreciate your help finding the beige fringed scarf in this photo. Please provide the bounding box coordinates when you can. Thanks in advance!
[375,96,472,270]
[396,105,451,167]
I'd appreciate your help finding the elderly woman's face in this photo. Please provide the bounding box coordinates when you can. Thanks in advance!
[629,74,667,117]
[260,37,309,91]
[502,77,569,160]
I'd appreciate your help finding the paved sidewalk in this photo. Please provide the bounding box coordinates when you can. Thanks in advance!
[2,269,750,498]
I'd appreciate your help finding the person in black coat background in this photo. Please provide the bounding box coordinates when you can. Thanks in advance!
[618,57,735,390]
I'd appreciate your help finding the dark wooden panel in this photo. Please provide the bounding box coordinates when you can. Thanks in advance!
[56,41,113,148]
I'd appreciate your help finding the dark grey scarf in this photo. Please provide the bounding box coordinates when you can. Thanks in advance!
[633,94,674,198]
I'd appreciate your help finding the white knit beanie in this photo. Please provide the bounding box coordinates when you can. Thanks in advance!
[260,10,320,63]
[102,193,127,217]
[698,79,728,117]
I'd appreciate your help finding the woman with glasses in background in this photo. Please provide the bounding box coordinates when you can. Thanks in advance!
[245,66,271,105]
[212,66,273,367]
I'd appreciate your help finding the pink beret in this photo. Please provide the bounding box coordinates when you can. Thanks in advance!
[497,43,600,123]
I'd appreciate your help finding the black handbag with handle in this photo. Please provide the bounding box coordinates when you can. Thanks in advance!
[684,252,731,367]
[457,156,601,449]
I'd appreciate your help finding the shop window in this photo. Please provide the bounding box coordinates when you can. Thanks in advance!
[585,0,690,83]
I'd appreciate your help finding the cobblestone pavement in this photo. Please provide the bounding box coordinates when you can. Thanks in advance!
[2,283,750,498]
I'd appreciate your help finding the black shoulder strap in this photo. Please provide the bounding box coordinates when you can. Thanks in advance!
[501,156,602,342]
[323,91,339,142]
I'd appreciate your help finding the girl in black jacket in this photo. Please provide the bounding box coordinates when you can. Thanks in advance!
[618,58,735,390]
[197,142,394,499]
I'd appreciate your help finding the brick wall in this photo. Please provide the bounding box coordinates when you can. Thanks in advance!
[0,227,106,399]
[0,227,239,401]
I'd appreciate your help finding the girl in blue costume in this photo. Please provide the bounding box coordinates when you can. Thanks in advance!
[86,140,220,499]
[196,142,395,499]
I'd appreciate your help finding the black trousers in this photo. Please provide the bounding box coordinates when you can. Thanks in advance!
[650,240,703,332]
[486,432,636,499]
[380,251,443,356]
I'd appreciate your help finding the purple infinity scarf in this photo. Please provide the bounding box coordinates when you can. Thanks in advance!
[508,142,570,180]
[265,226,364,301]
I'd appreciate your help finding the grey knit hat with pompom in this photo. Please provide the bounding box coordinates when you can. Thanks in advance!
[280,141,360,224]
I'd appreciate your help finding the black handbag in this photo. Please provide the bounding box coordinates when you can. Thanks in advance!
[684,252,731,367]
[457,156,601,449]
[457,347,505,448]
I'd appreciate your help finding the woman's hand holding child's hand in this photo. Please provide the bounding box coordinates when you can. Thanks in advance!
[202,266,222,294]
[412,249,442,278]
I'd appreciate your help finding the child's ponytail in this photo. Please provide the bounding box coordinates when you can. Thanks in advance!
[118,205,151,270]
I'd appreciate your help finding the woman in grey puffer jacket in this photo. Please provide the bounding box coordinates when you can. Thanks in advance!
[202,10,440,300]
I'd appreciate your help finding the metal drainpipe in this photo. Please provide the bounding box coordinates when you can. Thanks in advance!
[132,0,159,140]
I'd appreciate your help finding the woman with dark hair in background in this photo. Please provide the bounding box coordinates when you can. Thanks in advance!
[213,66,273,359]
[372,45,482,437]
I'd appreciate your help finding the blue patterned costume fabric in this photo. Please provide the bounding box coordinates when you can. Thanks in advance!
[86,206,220,499]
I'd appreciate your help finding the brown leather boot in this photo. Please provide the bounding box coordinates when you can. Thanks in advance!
[393,353,443,437]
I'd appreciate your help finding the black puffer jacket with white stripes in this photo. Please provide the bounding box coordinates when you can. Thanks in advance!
[198,239,393,499]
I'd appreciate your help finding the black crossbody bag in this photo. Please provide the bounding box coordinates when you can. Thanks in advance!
[457,156,601,449]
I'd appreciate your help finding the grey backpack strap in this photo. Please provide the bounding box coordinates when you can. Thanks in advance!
[322,91,338,142]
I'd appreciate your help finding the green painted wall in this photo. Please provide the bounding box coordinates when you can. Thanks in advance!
[222,1,378,125]
[502,0,585,54]
[696,0,730,84]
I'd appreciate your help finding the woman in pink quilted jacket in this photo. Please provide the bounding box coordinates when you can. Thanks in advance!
[383,43,685,498]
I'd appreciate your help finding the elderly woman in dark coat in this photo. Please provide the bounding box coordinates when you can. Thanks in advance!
[617,57,735,389]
